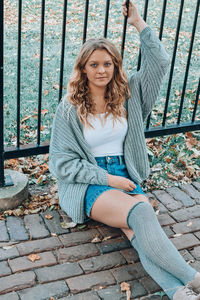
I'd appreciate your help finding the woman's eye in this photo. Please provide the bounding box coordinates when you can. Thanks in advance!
[105,62,111,66]
[90,64,97,67]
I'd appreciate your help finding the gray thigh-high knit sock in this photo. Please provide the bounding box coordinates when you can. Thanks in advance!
[127,202,197,285]
[132,237,183,300]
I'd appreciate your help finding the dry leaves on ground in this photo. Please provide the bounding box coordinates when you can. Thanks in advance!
[121,282,131,300]
[28,254,41,262]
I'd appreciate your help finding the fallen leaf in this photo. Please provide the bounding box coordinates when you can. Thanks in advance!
[60,221,77,229]
[91,236,102,243]
[102,236,112,241]
[3,245,15,250]
[121,282,131,300]
[51,233,57,237]
[186,221,193,227]
[28,254,40,262]
[173,233,183,238]
[45,214,53,220]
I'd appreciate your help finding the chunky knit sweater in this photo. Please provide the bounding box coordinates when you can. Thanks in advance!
[49,26,170,223]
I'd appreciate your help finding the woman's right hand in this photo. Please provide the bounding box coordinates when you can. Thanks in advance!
[107,174,136,192]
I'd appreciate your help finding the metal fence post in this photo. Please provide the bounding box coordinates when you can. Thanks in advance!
[0,0,5,187]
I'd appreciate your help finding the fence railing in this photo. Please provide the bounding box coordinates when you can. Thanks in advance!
[0,0,200,187]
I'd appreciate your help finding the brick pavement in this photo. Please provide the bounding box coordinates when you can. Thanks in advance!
[0,182,200,299]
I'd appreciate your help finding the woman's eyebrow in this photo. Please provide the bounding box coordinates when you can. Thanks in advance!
[88,59,112,63]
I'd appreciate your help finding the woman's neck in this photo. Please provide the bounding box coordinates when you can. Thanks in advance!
[89,85,107,113]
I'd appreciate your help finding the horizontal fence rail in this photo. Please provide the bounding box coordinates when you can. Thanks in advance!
[0,0,200,187]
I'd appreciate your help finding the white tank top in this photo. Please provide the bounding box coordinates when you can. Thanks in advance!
[83,113,128,157]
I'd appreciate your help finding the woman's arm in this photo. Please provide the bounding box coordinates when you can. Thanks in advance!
[123,1,170,121]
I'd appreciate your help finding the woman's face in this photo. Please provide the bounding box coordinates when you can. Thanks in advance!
[83,49,114,90]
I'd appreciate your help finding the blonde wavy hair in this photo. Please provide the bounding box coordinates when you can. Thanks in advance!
[65,38,131,128]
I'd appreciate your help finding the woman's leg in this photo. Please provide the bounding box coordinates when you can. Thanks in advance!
[126,201,197,285]
[122,228,183,299]
[89,191,185,298]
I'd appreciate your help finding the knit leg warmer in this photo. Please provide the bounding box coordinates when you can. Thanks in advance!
[127,202,197,285]
[132,237,183,299]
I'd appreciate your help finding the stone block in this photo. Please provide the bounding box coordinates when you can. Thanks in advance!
[0,271,36,295]
[171,206,200,222]
[66,270,116,294]
[63,291,100,299]
[166,187,195,207]
[8,251,57,273]
[0,261,12,277]
[0,221,9,242]
[24,214,50,239]
[0,170,28,210]
[152,190,182,211]
[35,262,83,283]
[172,218,200,234]
[180,249,194,261]
[79,251,126,273]
[41,210,69,235]
[190,246,200,260]
[140,276,161,293]
[6,216,29,241]
[16,236,62,256]
[18,280,69,300]
[97,226,122,239]
[97,236,131,254]
[170,233,200,250]
[111,262,148,283]
[157,214,176,226]
[179,184,200,201]
[194,231,200,239]
[0,245,19,261]
[120,248,139,263]
[59,229,101,247]
[0,292,19,300]
[57,243,100,263]
[192,182,200,192]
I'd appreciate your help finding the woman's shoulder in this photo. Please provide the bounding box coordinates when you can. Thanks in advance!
[55,95,75,120]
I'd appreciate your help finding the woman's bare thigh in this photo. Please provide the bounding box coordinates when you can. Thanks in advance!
[90,189,149,229]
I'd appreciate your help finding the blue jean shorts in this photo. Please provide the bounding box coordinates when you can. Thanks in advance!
[84,155,145,217]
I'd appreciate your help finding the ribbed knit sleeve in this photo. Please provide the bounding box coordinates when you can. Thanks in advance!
[129,26,170,121]
[49,102,108,186]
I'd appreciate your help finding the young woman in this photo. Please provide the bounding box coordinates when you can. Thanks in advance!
[49,1,200,299]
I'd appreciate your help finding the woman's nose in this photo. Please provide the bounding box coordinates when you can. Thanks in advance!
[98,65,105,73]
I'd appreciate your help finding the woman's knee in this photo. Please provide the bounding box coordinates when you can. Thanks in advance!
[90,190,149,229]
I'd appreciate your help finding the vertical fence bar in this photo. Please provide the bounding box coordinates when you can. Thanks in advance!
[158,0,167,40]
[177,0,200,124]
[146,0,167,130]
[162,0,184,127]
[17,0,22,148]
[37,0,45,146]
[137,0,149,71]
[83,0,89,43]
[104,0,110,38]
[121,0,130,59]
[0,0,4,187]
[59,0,68,101]
[192,78,200,123]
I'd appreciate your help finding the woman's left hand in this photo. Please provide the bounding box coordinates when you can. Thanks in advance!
[122,1,147,32]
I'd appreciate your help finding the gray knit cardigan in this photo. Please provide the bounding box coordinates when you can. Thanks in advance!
[49,26,170,223]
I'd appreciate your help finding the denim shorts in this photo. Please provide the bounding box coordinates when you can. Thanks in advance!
[84,155,145,217]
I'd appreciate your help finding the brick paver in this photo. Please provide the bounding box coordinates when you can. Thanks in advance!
[0,271,36,295]
[0,182,200,299]
[8,251,57,273]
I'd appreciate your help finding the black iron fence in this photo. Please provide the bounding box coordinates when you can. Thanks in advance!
[0,0,200,187]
